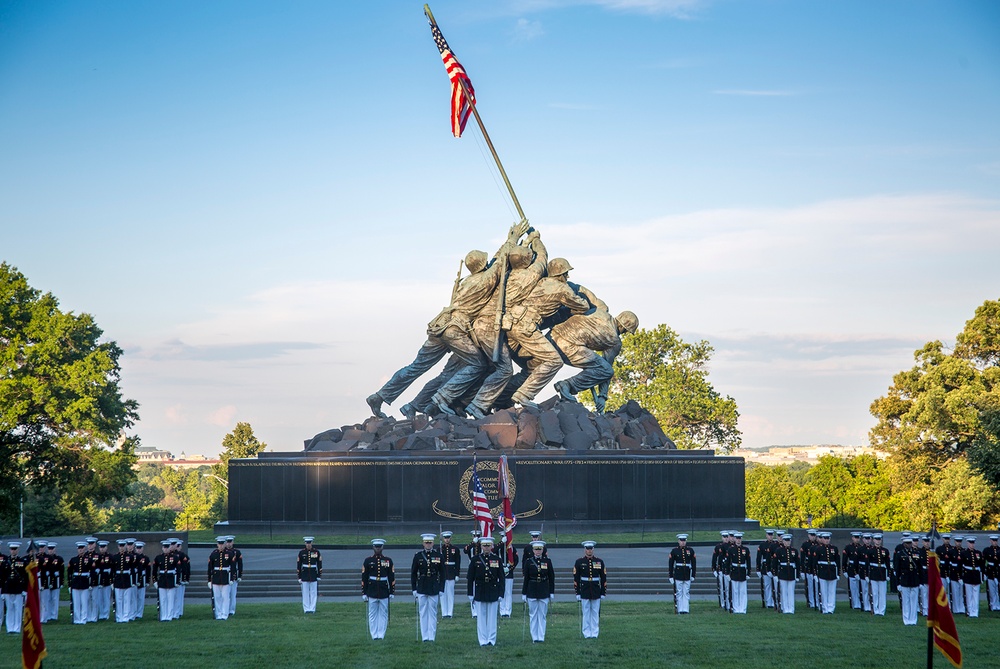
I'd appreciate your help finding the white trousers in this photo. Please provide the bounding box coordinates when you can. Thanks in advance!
[761,573,774,607]
[229,580,238,616]
[778,579,796,613]
[849,576,862,609]
[673,579,691,613]
[86,587,98,622]
[157,588,176,622]
[41,588,60,623]
[870,579,887,615]
[301,581,317,613]
[2,593,23,633]
[964,584,980,618]
[416,594,438,641]
[114,587,132,622]
[527,597,549,641]
[71,588,89,624]
[97,585,111,619]
[987,578,999,611]
[439,579,455,617]
[135,587,146,619]
[730,580,748,613]
[212,584,231,619]
[901,586,918,625]
[476,600,499,645]
[716,572,728,609]
[950,580,965,613]
[174,583,186,619]
[500,578,514,616]
[581,598,601,637]
[819,578,837,613]
[919,584,928,616]
[367,597,389,639]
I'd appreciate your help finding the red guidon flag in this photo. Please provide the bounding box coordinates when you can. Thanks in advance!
[22,559,47,669]
[427,15,476,137]
[498,455,517,562]
[927,552,962,668]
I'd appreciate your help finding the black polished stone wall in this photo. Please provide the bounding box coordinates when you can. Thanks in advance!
[228,451,745,524]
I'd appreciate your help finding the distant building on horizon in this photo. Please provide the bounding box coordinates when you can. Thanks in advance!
[134,446,220,469]
[735,444,888,466]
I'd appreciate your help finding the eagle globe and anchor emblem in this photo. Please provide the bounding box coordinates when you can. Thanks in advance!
[432,460,543,521]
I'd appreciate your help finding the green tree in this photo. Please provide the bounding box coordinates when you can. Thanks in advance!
[745,464,802,527]
[607,325,741,452]
[0,263,140,517]
[870,298,1000,491]
[209,422,268,522]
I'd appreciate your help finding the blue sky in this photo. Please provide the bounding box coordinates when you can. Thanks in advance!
[2,0,998,456]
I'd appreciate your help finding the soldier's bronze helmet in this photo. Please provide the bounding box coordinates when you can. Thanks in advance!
[615,311,639,334]
[464,250,488,273]
[547,257,573,277]
[508,245,533,269]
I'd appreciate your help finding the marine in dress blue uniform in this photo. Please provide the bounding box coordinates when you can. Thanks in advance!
[297,537,322,614]
[467,537,503,646]
[668,534,696,614]
[411,533,443,641]
[362,539,394,639]
[521,540,554,641]
[574,540,606,637]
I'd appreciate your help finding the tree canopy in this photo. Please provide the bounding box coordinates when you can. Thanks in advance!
[606,324,741,452]
[0,262,139,518]
[869,298,1000,489]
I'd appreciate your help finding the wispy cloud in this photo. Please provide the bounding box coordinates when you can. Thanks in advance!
[131,339,327,362]
[513,17,544,41]
[713,89,796,96]
[548,102,602,110]
[507,0,709,18]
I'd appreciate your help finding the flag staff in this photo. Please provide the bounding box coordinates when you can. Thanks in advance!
[424,4,526,222]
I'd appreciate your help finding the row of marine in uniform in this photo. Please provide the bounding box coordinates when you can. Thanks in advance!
[0,536,230,631]
[705,529,1000,624]
[296,530,607,645]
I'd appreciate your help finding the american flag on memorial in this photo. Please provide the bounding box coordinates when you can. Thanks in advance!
[428,19,476,137]
[471,460,493,538]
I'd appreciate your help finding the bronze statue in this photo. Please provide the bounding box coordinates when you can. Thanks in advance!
[367,223,636,420]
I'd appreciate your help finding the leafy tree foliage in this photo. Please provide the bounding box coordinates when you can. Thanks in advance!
[210,422,267,522]
[0,263,139,518]
[607,325,741,452]
[870,298,1000,490]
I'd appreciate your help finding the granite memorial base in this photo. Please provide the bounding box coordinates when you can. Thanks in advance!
[225,450,748,534]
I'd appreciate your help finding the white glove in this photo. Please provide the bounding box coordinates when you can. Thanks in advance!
[468,596,474,603]
[690,578,694,583]
[521,595,527,603]
[550,595,555,601]
[362,595,368,602]
[389,594,394,599]
[668,578,674,585]
[207,582,212,589]
[316,577,321,581]
[713,571,718,578]
[576,595,581,601]
[297,579,302,584]
[601,595,606,599]
[412,590,418,599]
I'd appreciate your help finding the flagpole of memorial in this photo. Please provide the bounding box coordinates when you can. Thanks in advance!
[424,4,525,363]
[424,4,526,223]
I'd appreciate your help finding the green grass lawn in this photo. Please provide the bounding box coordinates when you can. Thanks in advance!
[2,600,993,669]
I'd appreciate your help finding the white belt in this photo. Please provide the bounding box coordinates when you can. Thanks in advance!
[581,577,601,581]
[817,561,832,565]
[369,576,388,581]
[445,561,456,565]
[779,562,791,566]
